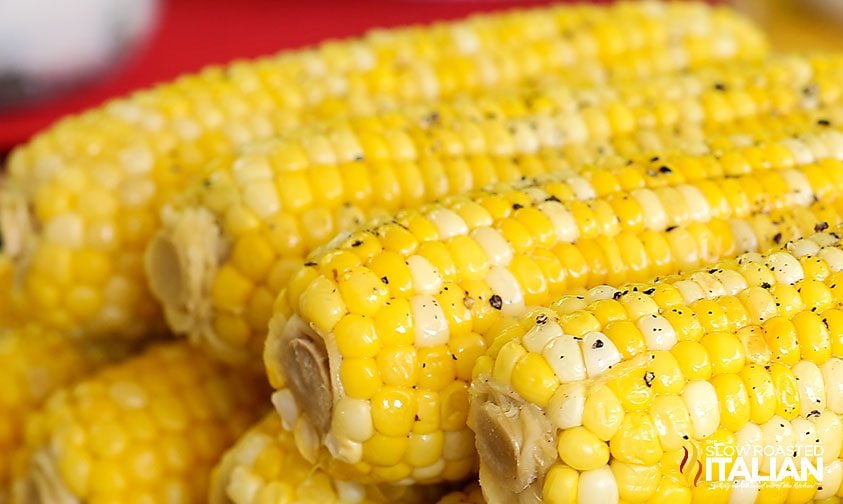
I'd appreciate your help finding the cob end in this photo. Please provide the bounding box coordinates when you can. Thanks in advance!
[15,448,77,504]
[145,208,224,348]
[469,376,555,502]
[270,314,334,435]
[146,235,184,307]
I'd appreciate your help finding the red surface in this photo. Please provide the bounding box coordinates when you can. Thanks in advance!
[0,0,566,148]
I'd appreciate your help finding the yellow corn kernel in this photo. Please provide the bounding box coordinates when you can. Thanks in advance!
[373,299,414,347]
[700,331,746,375]
[610,412,663,465]
[340,358,382,399]
[690,299,729,332]
[607,368,653,413]
[762,316,800,366]
[334,314,381,359]
[492,340,527,387]
[661,306,704,342]
[376,346,417,388]
[710,373,751,432]
[362,433,408,467]
[417,346,457,392]
[582,384,625,441]
[791,311,832,365]
[768,363,800,420]
[646,351,685,395]
[589,299,628,326]
[671,341,713,381]
[739,364,777,424]
[557,426,610,471]
[735,324,772,366]
[797,279,835,314]
[211,265,254,312]
[298,276,347,333]
[542,464,579,504]
[338,267,390,316]
[602,320,646,359]
[511,353,559,407]
[610,461,660,503]
[371,387,416,438]
[649,395,693,452]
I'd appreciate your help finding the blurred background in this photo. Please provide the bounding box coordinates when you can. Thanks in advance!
[1,0,842,150]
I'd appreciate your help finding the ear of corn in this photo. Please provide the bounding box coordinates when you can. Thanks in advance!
[262,133,843,485]
[148,53,843,366]
[0,2,766,342]
[468,229,843,503]
[0,325,135,497]
[209,413,448,504]
[10,341,269,504]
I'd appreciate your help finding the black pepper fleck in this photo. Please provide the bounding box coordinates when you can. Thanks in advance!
[489,295,503,310]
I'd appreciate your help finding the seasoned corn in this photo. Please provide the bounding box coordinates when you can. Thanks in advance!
[262,145,843,485]
[0,1,767,341]
[10,342,269,504]
[0,325,134,496]
[149,98,843,365]
[210,414,447,504]
[468,229,843,503]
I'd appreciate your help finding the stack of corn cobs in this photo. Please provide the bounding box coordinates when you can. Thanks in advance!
[7,1,843,502]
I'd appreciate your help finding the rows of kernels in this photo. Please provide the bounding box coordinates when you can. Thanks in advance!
[209,414,445,504]
[191,123,843,365]
[269,164,843,484]
[4,1,769,338]
[0,326,132,489]
[476,230,843,502]
[12,342,269,503]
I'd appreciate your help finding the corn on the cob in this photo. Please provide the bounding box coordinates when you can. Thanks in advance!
[0,325,134,497]
[468,229,843,503]
[0,2,766,342]
[262,142,843,485]
[436,483,485,504]
[210,413,448,504]
[147,64,843,366]
[10,341,269,504]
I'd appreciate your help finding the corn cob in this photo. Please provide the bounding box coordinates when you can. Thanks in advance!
[0,325,134,497]
[262,145,843,485]
[468,229,843,503]
[147,68,843,366]
[10,341,269,504]
[436,483,485,504]
[0,2,766,342]
[209,413,448,504]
